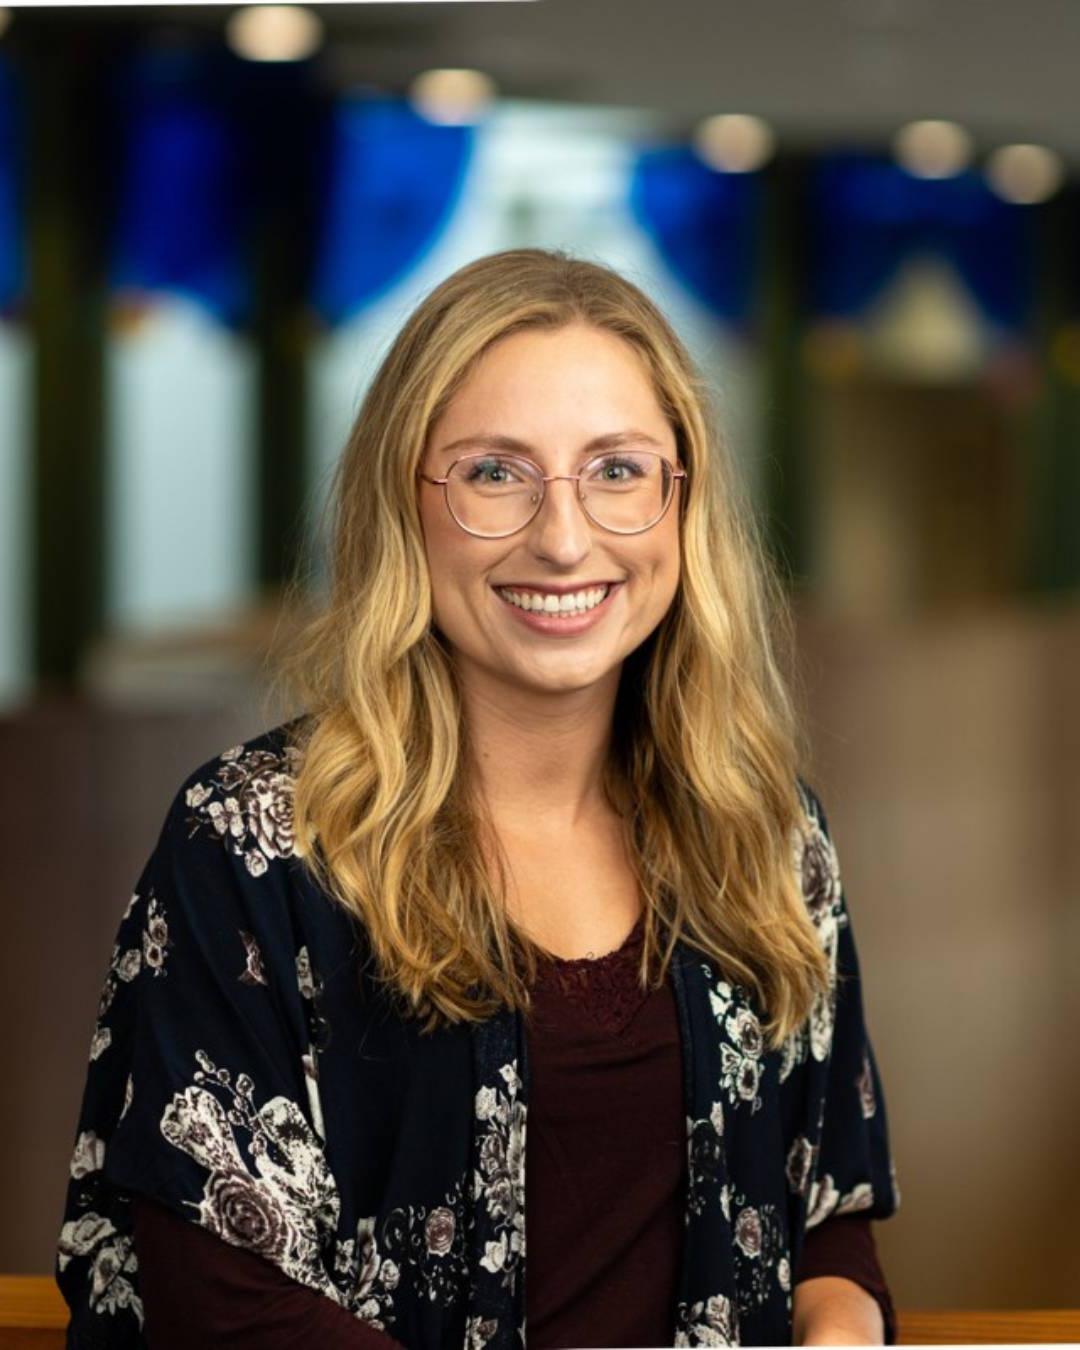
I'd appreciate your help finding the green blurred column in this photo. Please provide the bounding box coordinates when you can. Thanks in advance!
[252,79,327,596]
[254,214,309,595]
[758,151,813,591]
[24,15,110,686]
[1025,182,1080,595]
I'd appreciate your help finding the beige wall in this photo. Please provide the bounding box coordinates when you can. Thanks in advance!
[797,600,1080,1307]
[5,602,1079,1308]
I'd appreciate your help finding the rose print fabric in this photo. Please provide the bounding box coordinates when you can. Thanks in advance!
[56,721,900,1347]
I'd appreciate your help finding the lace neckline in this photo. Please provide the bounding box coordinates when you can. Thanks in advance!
[528,911,651,1035]
[536,908,646,968]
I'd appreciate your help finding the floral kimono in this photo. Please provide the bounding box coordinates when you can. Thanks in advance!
[56,723,900,1348]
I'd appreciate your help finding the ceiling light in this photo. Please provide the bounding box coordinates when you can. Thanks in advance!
[409,69,496,126]
[893,119,973,179]
[226,5,323,63]
[985,143,1064,205]
[692,114,775,173]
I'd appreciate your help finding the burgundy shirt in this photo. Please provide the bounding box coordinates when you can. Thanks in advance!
[523,915,685,1347]
[132,914,896,1347]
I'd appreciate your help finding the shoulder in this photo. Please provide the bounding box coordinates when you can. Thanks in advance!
[792,776,844,931]
[122,718,321,990]
[167,717,309,884]
[794,775,828,833]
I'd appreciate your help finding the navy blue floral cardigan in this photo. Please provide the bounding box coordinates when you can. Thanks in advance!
[56,724,900,1348]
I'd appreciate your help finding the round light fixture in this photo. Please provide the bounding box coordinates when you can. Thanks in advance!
[985,143,1064,204]
[226,5,323,63]
[894,119,973,178]
[408,68,496,126]
[692,114,775,173]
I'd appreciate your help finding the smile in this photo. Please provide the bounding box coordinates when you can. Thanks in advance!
[491,582,623,635]
[496,584,611,614]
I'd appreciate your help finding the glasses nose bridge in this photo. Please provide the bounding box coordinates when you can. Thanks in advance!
[531,468,589,525]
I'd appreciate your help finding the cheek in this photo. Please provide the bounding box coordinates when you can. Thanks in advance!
[420,490,453,549]
[648,517,681,589]
[419,501,456,620]
[420,517,499,623]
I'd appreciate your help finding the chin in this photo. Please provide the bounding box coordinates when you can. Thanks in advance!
[516,650,623,689]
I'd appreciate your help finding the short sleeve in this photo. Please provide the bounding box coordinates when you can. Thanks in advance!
[782,783,901,1258]
[55,739,348,1347]
[794,1215,898,1344]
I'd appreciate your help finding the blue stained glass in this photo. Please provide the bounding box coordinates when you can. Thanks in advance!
[629,145,762,330]
[310,95,473,326]
[109,49,256,327]
[0,56,24,315]
[810,151,1036,333]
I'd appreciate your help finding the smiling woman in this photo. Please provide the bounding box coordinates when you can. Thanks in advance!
[416,322,684,704]
[57,249,900,1349]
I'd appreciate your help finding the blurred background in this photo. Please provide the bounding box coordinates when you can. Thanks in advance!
[1,0,1078,1316]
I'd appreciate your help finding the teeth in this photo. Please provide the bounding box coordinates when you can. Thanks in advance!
[498,584,611,615]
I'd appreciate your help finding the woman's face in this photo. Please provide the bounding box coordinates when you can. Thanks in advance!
[417,321,682,699]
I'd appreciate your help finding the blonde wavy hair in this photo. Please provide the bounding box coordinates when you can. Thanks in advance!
[272,247,830,1048]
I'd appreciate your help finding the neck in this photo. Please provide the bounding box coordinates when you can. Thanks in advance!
[459,665,622,833]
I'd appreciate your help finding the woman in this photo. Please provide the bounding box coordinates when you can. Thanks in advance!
[57,249,900,1348]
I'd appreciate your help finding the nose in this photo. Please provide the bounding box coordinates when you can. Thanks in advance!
[525,475,594,558]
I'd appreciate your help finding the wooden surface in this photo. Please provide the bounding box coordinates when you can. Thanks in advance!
[0,1277,67,1345]
[896,1309,1080,1344]
[0,1278,67,1329]
[3,1276,1079,1345]
[0,1274,66,1339]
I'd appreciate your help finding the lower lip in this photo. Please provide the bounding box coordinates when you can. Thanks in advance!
[493,583,623,636]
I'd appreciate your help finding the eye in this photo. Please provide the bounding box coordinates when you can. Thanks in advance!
[589,453,650,482]
[460,455,531,486]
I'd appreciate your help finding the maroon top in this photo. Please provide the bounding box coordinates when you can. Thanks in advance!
[523,914,685,1347]
[131,913,896,1347]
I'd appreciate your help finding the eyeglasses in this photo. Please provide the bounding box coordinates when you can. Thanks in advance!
[418,451,687,539]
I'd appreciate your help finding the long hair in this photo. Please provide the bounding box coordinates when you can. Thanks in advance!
[272,247,829,1048]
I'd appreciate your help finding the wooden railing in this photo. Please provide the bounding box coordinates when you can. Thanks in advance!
[3,1276,1079,1346]
[896,1309,1080,1344]
[0,1277,68,1348]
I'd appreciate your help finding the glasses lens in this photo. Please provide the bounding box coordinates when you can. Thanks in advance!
[447,455,543,536]
[581,452,671,532]
[446,452,673,536]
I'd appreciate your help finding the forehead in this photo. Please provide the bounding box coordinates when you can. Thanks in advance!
[430,324,675,459]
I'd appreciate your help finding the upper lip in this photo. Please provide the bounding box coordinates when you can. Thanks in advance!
[492,581,622,594]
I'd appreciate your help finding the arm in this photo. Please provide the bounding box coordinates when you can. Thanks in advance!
[792,1276,885,1346]
[787,785,902,1346]
[57,744,406,1346]
[792,1214,896,1345]
[132,1195,405,1349]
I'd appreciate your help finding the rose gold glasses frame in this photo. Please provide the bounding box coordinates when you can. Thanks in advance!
[417,451,688,539]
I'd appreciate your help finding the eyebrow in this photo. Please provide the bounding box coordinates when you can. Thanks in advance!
[434,429,668,460]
